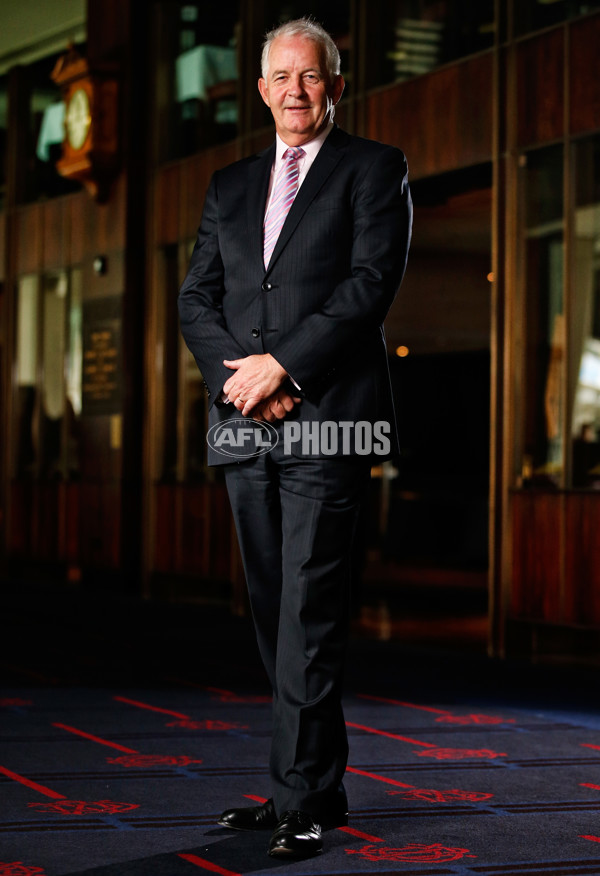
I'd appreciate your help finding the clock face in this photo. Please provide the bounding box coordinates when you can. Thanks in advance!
[65,88,91,150]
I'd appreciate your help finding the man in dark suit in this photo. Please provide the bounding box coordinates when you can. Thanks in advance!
[179,17,412,859]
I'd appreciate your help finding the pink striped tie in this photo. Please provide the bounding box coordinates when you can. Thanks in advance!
[263,146,305,268]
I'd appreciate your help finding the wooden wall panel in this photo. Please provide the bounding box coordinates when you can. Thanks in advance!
[150,483,245,608]
[153,484,177,573]
[454,58,494,167]
[333,102,349,132]
[63,482,80,564]
[13,190,127,275]
[181,143,238,240]
[8,482,33,556]
[87,0,130,65]
[95,175,127,255]
[69,194,88,265]
[152,483,234,579]
[79,482,121,569]
[41,199,69,269]
[510,491,563,622]
[82,252,125,300]
[8,481,80,565]
[79,414,122,481]
[387,250,491,354]
[209,483,236,581]
[570,14,600,134]
[16,205,42,274]
[155,164,180,245]
[33,483,63,561]
[516,29,564,148]
[365,53,493,180]
[0,212,6,281]
[75,176,127,260]
[511,491,600,646]
[564,493,600,625]
[111,178,129,250]
[178,486,212,576]
[245,129,276,160]
[182,156,209,242]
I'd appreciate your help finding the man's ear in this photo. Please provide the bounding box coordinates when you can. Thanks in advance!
[258,78,270,107]
[331,74,345,106]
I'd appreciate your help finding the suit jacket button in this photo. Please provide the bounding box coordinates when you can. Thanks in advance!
[251,327,260,338]
[261,281,272,292]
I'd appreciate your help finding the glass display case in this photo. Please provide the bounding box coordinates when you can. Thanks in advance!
[14,270,83,479]
[518,145,564,487]
[514,0,600,37]
[156,1,241,161]
[366,0,494,89]
[571,135,600,488]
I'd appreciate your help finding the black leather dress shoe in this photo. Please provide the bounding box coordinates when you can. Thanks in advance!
[268,810,323,858]
[218,798,277,830]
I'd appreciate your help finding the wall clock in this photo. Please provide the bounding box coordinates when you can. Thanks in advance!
[51,46,119,202]
[65,87,92,150]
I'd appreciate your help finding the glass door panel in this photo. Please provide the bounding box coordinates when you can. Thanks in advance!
[519,145,565,487]
[571,136,600,488]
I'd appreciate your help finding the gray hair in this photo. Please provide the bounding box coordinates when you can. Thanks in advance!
[261,17,341,82]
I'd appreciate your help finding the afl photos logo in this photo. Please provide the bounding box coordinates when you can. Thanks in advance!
[207,418,279,459]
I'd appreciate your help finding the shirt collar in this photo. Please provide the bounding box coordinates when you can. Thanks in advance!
[275,121,334,164]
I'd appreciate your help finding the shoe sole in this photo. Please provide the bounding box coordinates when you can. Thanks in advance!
[218,820,275,831]
[219,814,347,831]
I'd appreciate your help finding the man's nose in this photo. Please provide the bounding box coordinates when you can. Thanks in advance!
[288,75,306,95]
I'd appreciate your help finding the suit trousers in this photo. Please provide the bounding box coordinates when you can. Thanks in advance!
[224,438,370,819]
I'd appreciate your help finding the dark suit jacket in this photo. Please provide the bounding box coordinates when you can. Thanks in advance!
[179,125,412,465]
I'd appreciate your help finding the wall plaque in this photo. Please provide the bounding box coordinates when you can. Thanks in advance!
[82,296,122,415]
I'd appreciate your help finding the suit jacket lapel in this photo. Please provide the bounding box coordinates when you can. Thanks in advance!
[265,128,347,275]
[246,144,275,274]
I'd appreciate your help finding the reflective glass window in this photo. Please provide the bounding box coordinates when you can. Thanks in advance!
[156,241,209,482]
[157,2,241,161]
[14,270,82,479]
[66,268,83,477]
[41,271,68,477]
[514,0,600,37]
[0,74,7,208]
[571,136,600,488]
[15,275,39,477]
[367,0,494,89]
[519,145,565,487]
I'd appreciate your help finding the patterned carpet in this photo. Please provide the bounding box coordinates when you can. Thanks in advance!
[1,581,600,875]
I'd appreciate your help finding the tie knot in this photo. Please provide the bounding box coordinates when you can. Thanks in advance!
[284,146,304,162]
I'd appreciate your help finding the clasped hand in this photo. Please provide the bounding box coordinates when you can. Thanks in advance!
[223,354,301,422]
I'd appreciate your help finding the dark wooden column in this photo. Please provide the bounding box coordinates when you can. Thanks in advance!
[85,0,150,589]
[0,212,5,569]
[121,0,150,590]
[0,65,32,567]
[488,0,508,658]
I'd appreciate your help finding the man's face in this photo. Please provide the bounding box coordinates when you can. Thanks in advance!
[258,35,344,146]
